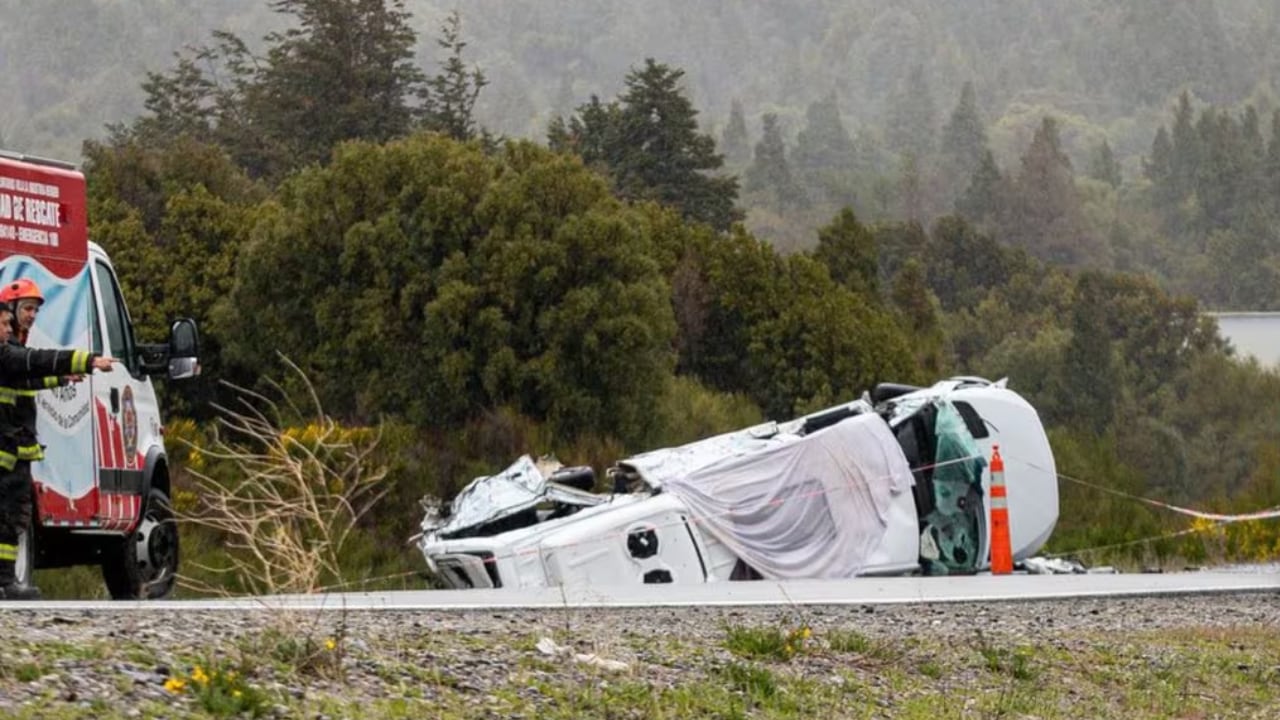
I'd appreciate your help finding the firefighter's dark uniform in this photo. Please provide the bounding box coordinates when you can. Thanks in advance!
[0,344,98,599]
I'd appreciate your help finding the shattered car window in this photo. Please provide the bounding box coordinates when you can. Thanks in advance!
[919,401,986,575]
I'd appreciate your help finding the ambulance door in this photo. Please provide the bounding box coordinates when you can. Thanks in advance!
[89,260,142,531]
[26,263,99,526]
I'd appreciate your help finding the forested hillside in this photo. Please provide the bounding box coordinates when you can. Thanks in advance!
[6,1,1280,309]
[8,0,1279,165]
[6,0,1280,594]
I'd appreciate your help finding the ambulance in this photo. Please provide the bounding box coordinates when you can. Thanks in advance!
[0,149,199,599]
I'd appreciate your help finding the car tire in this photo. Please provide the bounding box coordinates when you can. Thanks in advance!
[101,488,179,599]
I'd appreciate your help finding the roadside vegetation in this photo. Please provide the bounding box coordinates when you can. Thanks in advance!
[0,609,1278,718]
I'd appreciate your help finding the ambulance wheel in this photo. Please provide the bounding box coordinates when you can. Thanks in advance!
[14,512,35,589]
[102,488,179,600]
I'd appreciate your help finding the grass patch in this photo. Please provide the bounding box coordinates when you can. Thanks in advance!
[825,627,899,663]
[975,635,1038,681]
[235,623,345,680]
[718,660,778,701]
[917,659,944,678]
[722,622,812,662]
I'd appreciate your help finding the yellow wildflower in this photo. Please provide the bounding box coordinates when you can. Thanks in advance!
[164,677,186,693]
[325,637,337,651]
[191,666,209,685]
[232,690,242,699]
[800,627,812,640]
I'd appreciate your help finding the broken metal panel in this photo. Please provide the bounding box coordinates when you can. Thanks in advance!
[424,455,607,541]
[432,552,498,589]
[423,494,651,589]
[427,455,545,539]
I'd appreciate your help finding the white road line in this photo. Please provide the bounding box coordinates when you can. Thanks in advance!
[2,571,1276,611]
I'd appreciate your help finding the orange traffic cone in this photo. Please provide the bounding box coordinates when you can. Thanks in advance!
[989,444,1013,575]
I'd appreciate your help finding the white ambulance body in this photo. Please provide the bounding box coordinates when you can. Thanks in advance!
[0,150,198,599]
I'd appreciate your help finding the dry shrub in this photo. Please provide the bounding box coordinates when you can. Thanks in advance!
[177,357,389,596]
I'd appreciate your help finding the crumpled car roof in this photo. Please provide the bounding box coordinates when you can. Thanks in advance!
[423,455,605,539]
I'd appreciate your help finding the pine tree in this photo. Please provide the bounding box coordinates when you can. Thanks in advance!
[939,81,988,198]
[1086,139,1122,188]
[1060,272,1119,435]
[956,149,1005,229]
[1008,116,1099,266]
[421,10,488,142]
[745,113,804,210]
[1144,125,1174,206]
[791,93,857,206]
[889,258,944,375]
[793,93,857,177]
[1198,109,1247,229]
[813,208,877,298]
[126,0,431,181]
[925,216,1012,313]
[897,154,923,223]
[548,95,619,171]
[720,99,750,169]
[885,65,936,160]
[248,0,427,174]
[551,59,741,231]
[1169,91,1200,200]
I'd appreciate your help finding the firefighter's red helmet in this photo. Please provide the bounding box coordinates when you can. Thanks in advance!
[0,278,43,306]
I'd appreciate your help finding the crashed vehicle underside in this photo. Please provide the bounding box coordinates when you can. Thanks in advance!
[417,377,1058,589]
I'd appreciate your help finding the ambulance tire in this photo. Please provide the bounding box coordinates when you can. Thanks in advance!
[101,488,179,600]
[14,512,35,589]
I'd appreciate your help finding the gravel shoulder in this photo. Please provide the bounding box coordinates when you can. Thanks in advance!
[0,591,1276,718]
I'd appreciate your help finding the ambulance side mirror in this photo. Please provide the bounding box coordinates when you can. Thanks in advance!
[167,318,200,380]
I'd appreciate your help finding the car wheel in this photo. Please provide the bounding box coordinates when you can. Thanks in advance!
[102,488,179,599]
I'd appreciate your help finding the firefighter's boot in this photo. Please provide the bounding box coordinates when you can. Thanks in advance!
[0,551,39,600]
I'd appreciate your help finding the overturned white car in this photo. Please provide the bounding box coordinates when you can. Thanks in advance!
[417,377,1058,589]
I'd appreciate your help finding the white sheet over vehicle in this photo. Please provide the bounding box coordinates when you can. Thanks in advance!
[663,413,914,580]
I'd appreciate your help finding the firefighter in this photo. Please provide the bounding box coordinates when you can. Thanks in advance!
[0,280,62,483]
[0,281,114,599]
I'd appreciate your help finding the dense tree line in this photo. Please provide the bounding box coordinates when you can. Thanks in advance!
[13,1,1280,161]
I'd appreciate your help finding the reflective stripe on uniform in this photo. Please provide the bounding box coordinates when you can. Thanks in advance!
[0,544,17,561]
[16,444,41,461]
[42,376,59,389]
[14,389,36,398]
[0,451,16,471]
[0,388,17,404]
[71,351,89,375]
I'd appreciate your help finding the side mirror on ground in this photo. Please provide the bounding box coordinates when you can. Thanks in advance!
[167,318,200,380]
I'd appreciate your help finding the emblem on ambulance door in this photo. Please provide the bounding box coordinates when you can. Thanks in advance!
[122,386,137,469]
